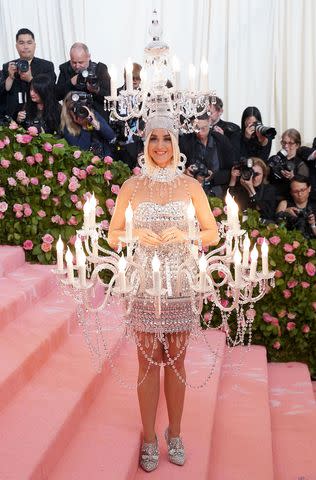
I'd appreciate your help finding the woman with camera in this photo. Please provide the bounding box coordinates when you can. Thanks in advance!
[16,73,61,134]
[60,91,115,157]
[228,157,277,221]
[268,128,309,200]
[230,106,274,163]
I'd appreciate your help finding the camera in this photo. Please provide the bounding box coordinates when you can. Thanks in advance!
[189,161,210,178]
[235,157,256,181]
[268,149,295,180]
[71,91,93,119]
[276,206,313,238]
[77,62,98,88]
[0,114,12,127]
[15,59,29,73]
[252,121,276,140]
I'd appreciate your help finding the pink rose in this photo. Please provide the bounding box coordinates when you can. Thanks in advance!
[312,302,316,311]
[8,177,17,186]
[104,170,113,181]
[284,253,296,263]
[16,169,27,180]
[91,155,100,164]
[0,140,5,149]
[263,312,272,323]
[16,133,32,144]
[57,172,68,185]
[53,143,64,148]
[269,236,281,245]
[43,142,53,152]
[283,289,292,299]
[302,325,310,334]
[250,229,259,238]
[1,159,10,168]
[78,169,86,180]
[21,178,30,186]
[42,233,54,244]
[75,201,83,210]
[96,206,104,217]
[132,166,141,176]
[111,184,120,195]
[52,197,60,206]
[34,153,43,163]
[270,317,279,326]
[212,207,223,218]
[37,210,46,218]
[72,167,80,177]
[287,312,296,320]
[274,270,283,278]
[101,219,109,230]
[67,216,78,226]
[104,156,113,164]
[277,310,287,318]
[14,151,23,161]
[70,194,79,203]
[27,126,38,136]
[305,262,316,277]
[0,201,8,213]
[306,248,315,258]
[286,322,296,331]
[40,185,51,199]
[44,170,54,179]
[86,165,94,175]
[51,215,61,224]
[73,150,81,159]
[68,180,80,192]
[9,120,18,129]
[256,236,265,246]
[13,203,23,212]
[292,240,300,249]
[301,281,310,289]
[287,279,298,289]
[105,198,115,209]
[0,187,5,196]
[26,156,35,166]
[283,243,293,252]
[41,242,52,253]
[273,341,281,350]
[23,240,33,250]
[30,177,39,185]
[3,136,10,145]
[48,155,54,165]
[24,207,32,217]
[15,211,23,218]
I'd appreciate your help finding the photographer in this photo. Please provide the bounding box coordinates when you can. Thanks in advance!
[268,129,309,201]
[276,175,316,239]
[228,157,277,221]
[230,106,275,162]
[16,74,61,134]
[297,137,316,199]
[180,114,236,198]
[60,91,115,157]
[56,43,110,121]
[208,96,240,139]
[0,28,56,120]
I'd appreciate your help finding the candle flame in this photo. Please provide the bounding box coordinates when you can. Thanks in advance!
[65,247,73,263]
[250,245,259,260]
[56,235,64,252]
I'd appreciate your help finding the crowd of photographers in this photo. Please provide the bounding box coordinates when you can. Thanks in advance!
[0,28,315,239]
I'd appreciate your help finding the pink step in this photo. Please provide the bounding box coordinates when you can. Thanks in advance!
[0,321,122,480]
[135,330,227,480]
[0,263,55,329]
[208,345,274,480]
[0,290,77,412]
[0,245,25,276]
[268,362,316,480]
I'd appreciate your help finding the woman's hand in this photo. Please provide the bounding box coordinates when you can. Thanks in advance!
[240,176,256,196]
[134,228,162,247]
[16,110,26,123]
[244,123,255,139]
[281,169,294,180]
[160,227,186,244]
[229,165,241,186]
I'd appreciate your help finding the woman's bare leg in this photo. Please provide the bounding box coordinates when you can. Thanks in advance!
[137,333,163,443]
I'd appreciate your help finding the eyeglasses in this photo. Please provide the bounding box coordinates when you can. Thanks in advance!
[281,140,296,146]
[291,187,308,195]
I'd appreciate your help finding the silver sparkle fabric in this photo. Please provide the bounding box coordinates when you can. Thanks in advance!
[129,200,198,334]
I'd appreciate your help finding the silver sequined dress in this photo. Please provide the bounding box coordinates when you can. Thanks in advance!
[129,200,198,334]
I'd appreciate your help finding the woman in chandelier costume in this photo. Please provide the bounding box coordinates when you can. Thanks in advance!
[108,112,219,472]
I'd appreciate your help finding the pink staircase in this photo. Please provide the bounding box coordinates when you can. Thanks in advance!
[0,245,315,480]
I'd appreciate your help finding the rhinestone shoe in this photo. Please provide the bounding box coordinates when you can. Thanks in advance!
[139,437,159,472]
[164,428,186,466]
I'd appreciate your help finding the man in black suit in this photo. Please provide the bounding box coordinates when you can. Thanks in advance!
[56,42,110,120]
[0,28,56,120]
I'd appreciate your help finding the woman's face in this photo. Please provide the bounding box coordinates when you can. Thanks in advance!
[281,134,299,158]
[252,164,264,187]
[244,115,257,129]
[30,87,41,104]
[148,129,174,168]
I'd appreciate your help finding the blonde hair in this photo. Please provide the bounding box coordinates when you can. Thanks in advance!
[251,157,269,183]
[143,129,180,172]
[60,92,81,136]
[282,128,301,146]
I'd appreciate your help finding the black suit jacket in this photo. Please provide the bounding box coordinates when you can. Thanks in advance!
[0,57,56,119]
[56,60,110,119]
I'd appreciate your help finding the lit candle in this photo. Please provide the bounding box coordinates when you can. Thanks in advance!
[231,198,240,233]
[56,235,64,271]
[187,199,196,240]
[188,64,196,91]
[89,193,97,229]
[172,55,180,90]
[249,245,258,281]
[226,232,232,256]
[83,197,91,231]
[234,247,242,285]
[199,252,207,291]
[109,64,117,98]
[200,57,208,91]
[225,190,233,226]
[152,253,161,295]
[125,57,133,92]
[77,249,86,287]
[261,239,269,276]
[242,234,250,269]
[65,247,74,285]
[118,254,127,291]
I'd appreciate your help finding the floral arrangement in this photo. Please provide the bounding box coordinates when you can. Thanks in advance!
[0,124,315,374]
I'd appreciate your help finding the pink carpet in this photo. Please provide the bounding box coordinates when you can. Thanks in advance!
[0,245,315,480]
